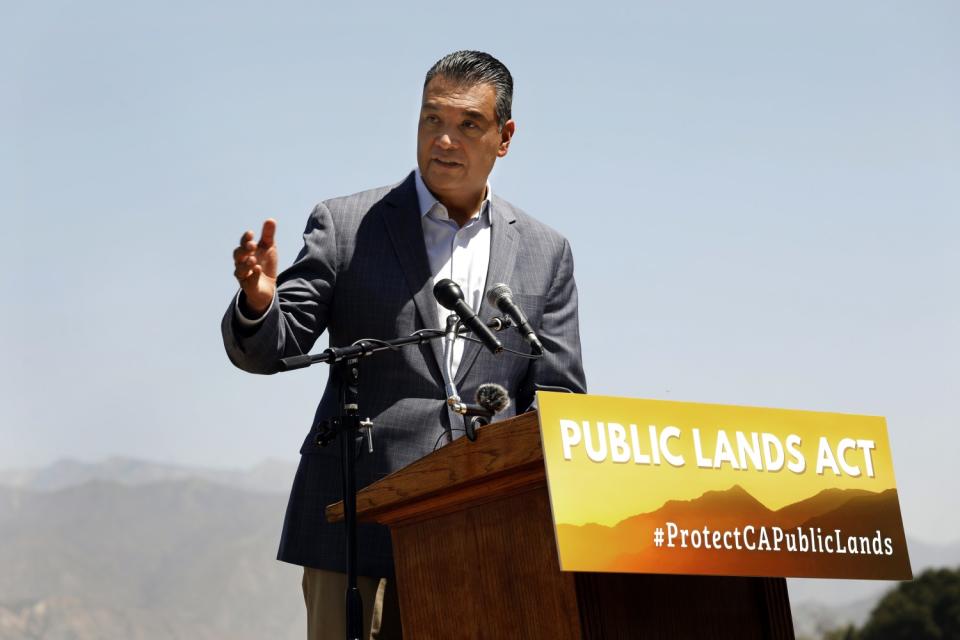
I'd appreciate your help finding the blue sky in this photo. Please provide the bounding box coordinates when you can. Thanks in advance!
[3,2,958,542]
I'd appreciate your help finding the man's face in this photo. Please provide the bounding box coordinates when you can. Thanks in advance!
[417,76,514,202]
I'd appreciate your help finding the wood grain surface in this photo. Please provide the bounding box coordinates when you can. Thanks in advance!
[327,410,794,638]
[327,411,543,524]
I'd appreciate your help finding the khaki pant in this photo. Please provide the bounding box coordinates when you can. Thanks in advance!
[302,568,402,640]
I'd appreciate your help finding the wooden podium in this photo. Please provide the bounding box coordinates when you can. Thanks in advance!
[328,412,794,639]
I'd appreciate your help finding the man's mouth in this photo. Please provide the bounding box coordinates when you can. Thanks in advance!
[433,158,462,168]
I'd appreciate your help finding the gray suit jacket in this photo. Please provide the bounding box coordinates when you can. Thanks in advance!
[221,171,585,577]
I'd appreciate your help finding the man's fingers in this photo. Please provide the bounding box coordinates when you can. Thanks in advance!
[233,222,275,285]
[234,230,257,266]
[234,229,260,262]
[234,263,254,281]
[234,247,259,266]
[235,248,260,270]
[259,219,277,247]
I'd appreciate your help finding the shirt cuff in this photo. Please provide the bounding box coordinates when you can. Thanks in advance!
[234,290,276,327]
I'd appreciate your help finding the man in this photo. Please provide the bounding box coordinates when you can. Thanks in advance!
[222,51,586,639]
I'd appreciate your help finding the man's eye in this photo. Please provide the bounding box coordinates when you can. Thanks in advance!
[423,115,439,124]
[462,121,476,129]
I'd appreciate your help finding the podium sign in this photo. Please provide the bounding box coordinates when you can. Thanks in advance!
[536,392,912,580]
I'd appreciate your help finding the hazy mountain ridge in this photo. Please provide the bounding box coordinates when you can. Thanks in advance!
[0,464,305,640]
[3,461,956,639]
[0,456,298,494]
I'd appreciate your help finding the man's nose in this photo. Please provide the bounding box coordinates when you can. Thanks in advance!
[435,133,457,149]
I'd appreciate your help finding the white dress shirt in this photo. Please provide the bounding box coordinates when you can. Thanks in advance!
[414,169,492,381]
[235,170,492,382]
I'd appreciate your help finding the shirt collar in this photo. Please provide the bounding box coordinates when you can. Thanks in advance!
[414,168,492,222]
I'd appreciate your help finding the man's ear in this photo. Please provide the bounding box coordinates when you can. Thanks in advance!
[497,120,516,158]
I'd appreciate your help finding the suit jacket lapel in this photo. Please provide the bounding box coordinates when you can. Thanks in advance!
[379,172,446,378]
[455,195,519,386]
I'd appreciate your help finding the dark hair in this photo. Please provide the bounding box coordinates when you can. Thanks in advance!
[424,50,513,129]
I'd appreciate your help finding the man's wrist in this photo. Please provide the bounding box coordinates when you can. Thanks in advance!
[235,290,276,327]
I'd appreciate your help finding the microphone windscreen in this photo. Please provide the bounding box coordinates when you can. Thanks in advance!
[485,283,512,307]
[476,383,511,414]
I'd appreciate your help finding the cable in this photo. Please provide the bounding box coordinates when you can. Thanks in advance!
[456,335,544,359]
[432,428,466,452]
[411,329,445,338]
[350,338,399,351]
[348,329,445,353]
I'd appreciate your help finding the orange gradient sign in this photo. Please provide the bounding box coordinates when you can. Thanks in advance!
[536,392,912,580]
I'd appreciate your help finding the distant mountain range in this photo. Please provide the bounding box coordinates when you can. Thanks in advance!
[0,456,297,494]
[0,457,303,640]
[1,459,956,639]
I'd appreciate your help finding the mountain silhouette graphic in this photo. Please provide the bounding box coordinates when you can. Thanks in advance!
[555,485,911,579]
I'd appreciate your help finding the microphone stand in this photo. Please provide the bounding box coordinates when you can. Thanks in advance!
[278,316,513,640]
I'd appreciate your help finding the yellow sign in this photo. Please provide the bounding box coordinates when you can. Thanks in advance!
[536,392,912,580]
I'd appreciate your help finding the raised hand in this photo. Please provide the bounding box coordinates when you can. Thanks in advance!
[233,219,278,316]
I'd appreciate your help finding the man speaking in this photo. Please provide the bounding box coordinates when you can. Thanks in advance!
[222,51,586,639]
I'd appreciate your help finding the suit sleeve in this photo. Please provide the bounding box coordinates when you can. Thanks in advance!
[221,202,338,374]
[516,237,587,411]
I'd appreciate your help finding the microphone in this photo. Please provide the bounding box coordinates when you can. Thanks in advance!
[476,383,511,415]
[461,383,511,442]
[485,283,544,355]
[434,279,503,354]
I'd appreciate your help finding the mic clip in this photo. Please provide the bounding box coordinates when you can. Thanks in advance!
[461,408,491,442]
[446,395,466,414]
[453,315,513,334]
[448,401,494,443]
[315,416,376,454]
[359,418,374,454]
